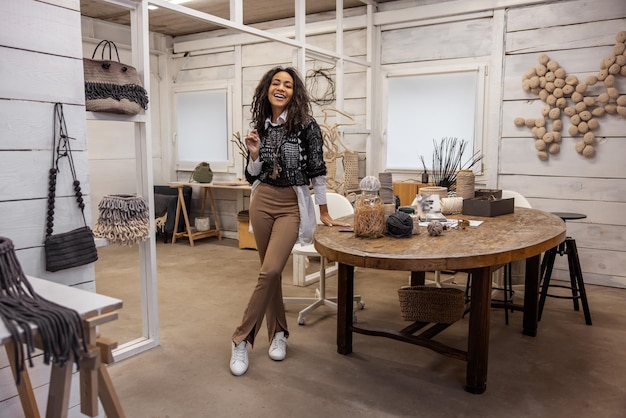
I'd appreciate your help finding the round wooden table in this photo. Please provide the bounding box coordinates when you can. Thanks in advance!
[314,207,566,394]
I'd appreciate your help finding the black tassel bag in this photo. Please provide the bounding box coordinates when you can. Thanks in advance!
[44,103,98,272]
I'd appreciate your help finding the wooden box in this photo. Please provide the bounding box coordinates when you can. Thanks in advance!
[393,181,428,206]
[462,197,514,217]
[474,189,502,199]
[237,220,257,250]
[237,210,257,250]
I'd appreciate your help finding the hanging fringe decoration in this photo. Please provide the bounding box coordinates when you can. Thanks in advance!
[93,194,150,246]
[0,237,87,385]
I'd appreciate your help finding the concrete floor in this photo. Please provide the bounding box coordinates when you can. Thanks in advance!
[95,238,626,418]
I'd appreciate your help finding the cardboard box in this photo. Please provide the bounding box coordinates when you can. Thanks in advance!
[237,220,257,250]
[462,197,514,217]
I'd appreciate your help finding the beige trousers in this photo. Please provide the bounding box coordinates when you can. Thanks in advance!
[232,183,300,347]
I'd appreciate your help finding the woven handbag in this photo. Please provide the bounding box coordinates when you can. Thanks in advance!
[93,194,150,246]
[83,40,149,115]
[190,162,214,183]
[44,104,98,272]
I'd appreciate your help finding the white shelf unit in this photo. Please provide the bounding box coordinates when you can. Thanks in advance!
[85,0,160,361]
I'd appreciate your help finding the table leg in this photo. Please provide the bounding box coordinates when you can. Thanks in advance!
[205,187,222,239]
[6,341,41,418]
[47,361,73,418]
[409,271,425,286]
[171,186,195,246]
[523,254,541,337]
[83,313,126,417]
[337,263,354,355]
[98,363,126,418]
[79,346,100,416]
[465,266,491,394]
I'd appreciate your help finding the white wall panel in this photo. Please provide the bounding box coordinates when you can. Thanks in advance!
[0,0,96,407]
[0,151,91,201]
[0,0,82,58]
[381,18,492,64]
[507,0,626,32]
[507,18,625,54]
[0,47,84,105]
[500,175,626,204]
[499,136,626,178]
[0,101,86,150]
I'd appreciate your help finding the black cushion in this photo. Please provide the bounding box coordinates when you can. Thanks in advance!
[153,185,192,234]
[154,194,175,217]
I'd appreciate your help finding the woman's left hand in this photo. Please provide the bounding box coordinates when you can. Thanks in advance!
[319,213,350,227]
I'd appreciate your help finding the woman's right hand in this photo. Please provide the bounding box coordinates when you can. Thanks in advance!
[245,129,260,161]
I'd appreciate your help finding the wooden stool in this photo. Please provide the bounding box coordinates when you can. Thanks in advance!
[539,213,592,325]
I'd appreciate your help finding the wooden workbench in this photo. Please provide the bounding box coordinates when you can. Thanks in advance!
[1,276,124,417]
[169,181,251,247]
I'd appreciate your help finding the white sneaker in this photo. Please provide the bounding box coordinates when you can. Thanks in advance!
[230,341,248,376]
[268,331,287,361]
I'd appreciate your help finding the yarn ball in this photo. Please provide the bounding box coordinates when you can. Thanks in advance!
[427,220,444,236]
[386,212,413,239]
[359,175,381,192]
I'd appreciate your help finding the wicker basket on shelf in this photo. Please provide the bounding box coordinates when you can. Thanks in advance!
[398,286,465,324]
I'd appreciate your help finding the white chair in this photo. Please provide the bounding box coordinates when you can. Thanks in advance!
[285,192,364,325]
[501,189,531,209]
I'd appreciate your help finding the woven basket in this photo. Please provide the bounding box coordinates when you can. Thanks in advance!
[398,286,465,323]
[342,150,359,190]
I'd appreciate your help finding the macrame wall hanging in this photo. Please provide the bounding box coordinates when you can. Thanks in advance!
[320,108,359,195]
[306,66,336,106]
[514,31,626,160]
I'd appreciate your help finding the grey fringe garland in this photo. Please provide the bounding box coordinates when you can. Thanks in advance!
[0,237,87,385]
[85,81,149,110]
[93,194,150,246]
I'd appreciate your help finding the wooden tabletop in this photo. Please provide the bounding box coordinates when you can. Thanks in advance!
[169,181,251,190]
[314,207,566,272]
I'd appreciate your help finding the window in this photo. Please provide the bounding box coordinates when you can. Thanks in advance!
[174,84,231,171]
[383,66,485,172]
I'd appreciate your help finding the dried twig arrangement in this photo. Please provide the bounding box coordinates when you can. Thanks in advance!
[231,131,247,158]
[419,137,482,190]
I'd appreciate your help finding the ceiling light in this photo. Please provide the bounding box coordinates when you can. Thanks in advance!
[148,0,193,11]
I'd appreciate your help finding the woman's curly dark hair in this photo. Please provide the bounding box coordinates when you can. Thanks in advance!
[250,66,313,136]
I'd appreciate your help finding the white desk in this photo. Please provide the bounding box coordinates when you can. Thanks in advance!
[169,181,251,247]
[1,277,124,417]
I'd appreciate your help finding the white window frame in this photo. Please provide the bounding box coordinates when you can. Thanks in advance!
[381,64,486,174]
[173,81,233,173]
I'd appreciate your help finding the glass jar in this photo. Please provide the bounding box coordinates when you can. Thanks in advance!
[354,191,385,238]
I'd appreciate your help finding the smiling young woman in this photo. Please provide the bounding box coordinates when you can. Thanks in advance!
[228,66,349,376]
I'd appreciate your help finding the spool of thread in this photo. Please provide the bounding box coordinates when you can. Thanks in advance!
[456,169,475,199]
[441,197,464,215]
[419,186,448,200]
[383,203,396,226]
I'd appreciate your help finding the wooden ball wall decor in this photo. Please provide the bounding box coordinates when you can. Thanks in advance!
[515,31,626,160]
